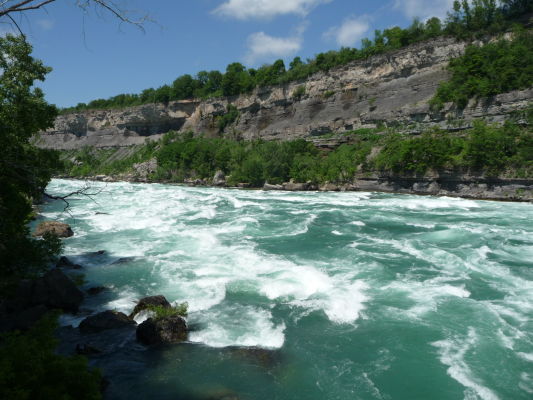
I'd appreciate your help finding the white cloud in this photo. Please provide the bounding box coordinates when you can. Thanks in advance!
[244,31,303,64]
[214,0,331,20]
[36,19,55,31]
[324,16,370,47]
[394,0,455,20]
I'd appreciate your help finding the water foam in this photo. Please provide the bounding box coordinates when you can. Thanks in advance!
[432,328,501,400]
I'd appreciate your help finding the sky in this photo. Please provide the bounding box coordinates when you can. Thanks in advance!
[2,0,455,107]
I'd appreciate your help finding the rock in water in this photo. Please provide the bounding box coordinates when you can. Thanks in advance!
[33,221,74,238]
[213,170,226,186]
[56,256,82,269]
[4,269,83,314]
[129,295,171,319]
[79,311,136,334]
[38,269,84,312]
[86,286,107,295]
[282,180,309,191]
[136,316,188,345]
[263,182,283,190]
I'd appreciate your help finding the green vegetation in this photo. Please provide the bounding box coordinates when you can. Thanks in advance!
[66,140,158,177]
[61,1,532,113]
[292,85,306,100]
[0,313,102,400]
[431,29,533,109]
[0,35,63,289]
[217,104,240,133]
[375,120,532,177]
[146,303,189,320]
[63,119,532,184]
[0,35,103,398]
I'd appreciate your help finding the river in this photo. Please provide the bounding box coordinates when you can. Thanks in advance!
[43,179,533,400]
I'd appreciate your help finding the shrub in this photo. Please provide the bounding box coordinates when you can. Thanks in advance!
[0,313,102,400]
[291,85,306,100]
[146,303,188,320]
[431,30,533,110]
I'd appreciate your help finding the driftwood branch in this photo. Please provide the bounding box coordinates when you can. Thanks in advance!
[44,182,105,213]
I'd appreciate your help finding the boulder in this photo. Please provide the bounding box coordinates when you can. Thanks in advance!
[133,158,157,179]
[3,269,84,315]
[213,170,226,186]
[111,256,136,265]
[79,311,136,334]
[319,182,340,191]
[75,343,102,355]
[56,256,82,269]
[129,295,171,319]
[282,180,309,191]
[87,286,107,295]
[87,250,106,256]
[33,221,73,238]
[40,269,84,312]
[136,315,187,345]
[263,182,283,191]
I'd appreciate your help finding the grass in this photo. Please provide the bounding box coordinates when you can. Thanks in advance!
[146,303,188,320]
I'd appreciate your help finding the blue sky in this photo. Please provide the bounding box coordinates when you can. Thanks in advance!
[3,0,455,107]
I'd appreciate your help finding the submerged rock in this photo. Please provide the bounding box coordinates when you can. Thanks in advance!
[86,286,107,295]
[227,346,282,368]
[79,310,136,334]
[56,256,82,269]
[129,295,171,319]
[33,221,74,238]
[136,315,188,345]
[75,343,102,355]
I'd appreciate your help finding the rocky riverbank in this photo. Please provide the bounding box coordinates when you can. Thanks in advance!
[55,171,533,203]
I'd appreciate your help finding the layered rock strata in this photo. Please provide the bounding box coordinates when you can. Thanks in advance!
[36,36,532,150]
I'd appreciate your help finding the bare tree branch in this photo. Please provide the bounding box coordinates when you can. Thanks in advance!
[44,182,105,213]
[0,0,150,31]
[0,0,55,17]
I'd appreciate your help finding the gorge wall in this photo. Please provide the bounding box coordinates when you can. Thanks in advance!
[36,36,532,150]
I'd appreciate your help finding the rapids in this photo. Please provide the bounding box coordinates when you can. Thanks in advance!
[43,179,533,400]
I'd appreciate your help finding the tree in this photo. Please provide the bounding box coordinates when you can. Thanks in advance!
[0,34,62,282]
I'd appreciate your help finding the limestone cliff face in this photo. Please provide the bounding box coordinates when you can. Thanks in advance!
[36,36,532,150]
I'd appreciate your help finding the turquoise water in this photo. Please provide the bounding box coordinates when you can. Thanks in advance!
[44,179,533,400]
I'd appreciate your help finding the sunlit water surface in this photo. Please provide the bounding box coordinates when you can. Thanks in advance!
[43,179,533,400]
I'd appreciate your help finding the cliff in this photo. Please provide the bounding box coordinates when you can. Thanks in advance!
[36,36,532,150]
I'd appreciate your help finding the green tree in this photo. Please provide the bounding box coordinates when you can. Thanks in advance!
[0,35,62,283]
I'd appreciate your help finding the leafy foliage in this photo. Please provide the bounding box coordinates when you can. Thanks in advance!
[0,313,102,400]
[63,120,533,184]
[0,35,63,285]
[431,29,533,109]
[146,303,188,320]
[61,1,531,113]
[217,104,240,133]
